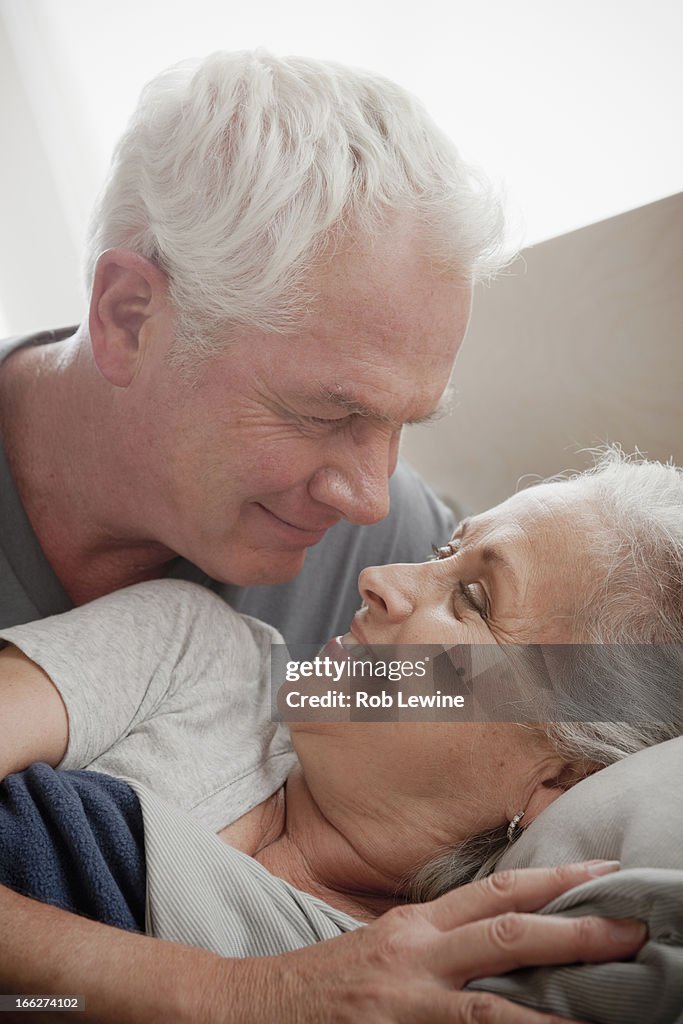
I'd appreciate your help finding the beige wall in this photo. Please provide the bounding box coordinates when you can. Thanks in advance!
[402,192,683,515]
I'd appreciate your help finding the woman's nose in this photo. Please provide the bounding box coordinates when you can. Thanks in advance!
[358,563,417,623]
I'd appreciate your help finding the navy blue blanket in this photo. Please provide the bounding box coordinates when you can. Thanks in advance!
[0,764,146,931]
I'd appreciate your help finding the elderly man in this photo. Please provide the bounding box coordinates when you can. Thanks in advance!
[0,51,644,1023]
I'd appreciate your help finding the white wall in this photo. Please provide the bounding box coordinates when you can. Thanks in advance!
[1,3,681,506]
[1,0,682,335]
[0,14,84,333]
[402,192,683,514]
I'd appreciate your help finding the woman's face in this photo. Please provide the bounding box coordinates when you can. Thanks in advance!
[348,479,599,648]
[289,481,601,888]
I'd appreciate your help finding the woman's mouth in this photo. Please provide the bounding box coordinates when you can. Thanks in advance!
[339,628,378,662]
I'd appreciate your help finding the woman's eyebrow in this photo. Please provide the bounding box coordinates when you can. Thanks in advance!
[479,544,519,598]
[454,519,519,597]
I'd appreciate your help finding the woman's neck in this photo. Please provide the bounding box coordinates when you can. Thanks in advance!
[218,767,401,924]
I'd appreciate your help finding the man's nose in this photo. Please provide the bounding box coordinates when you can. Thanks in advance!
[308,429,400,525]
[358,564,416,623]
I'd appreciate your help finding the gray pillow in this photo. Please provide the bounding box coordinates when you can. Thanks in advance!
[497,735,683,871]
[469,738,683,1023]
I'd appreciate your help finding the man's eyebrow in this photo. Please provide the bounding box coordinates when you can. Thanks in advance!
[317,383,453,428]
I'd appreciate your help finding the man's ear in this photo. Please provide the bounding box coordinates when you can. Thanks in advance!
[88,249,170,387]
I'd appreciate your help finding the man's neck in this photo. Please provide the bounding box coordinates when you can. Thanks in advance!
[0,328,177,604]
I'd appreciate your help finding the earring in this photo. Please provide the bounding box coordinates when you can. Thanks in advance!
[507,810,526,843]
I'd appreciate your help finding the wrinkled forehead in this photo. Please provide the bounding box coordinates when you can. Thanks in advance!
[481,479,597,536]
[463,480,605,601]
[469,481,605,641]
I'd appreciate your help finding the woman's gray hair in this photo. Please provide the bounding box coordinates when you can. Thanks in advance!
[407,447,683,903]
[83,49,506,366]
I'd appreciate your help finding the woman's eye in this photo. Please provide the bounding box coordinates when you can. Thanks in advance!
[431,542,488,619]
[459,582,488,618]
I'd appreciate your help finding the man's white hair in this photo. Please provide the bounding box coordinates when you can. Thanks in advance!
[83,50,506,363]
[407,448,683,902]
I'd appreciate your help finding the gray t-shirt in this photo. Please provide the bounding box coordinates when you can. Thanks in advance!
[134,778,683,1024]
[0,331,455,654]
[0,579,295,832]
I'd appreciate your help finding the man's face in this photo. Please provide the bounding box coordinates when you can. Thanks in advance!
[134,226,471,585]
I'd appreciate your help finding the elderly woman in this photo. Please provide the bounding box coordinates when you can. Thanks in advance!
[0,450,682,1018]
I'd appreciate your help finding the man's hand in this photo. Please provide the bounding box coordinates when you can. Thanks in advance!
[1,862,645,1023]
[251,860,644,1023]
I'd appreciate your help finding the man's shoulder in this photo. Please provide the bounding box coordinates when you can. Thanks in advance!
[0,327,77,365]
[0,331,81,629]
[380,460,456,552]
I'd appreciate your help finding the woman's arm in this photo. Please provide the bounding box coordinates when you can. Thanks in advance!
[0,645,67,779]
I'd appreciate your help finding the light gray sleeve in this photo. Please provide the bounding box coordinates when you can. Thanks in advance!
[0,579,271,765]
[0,579,294,829]
[469,870,683,1024]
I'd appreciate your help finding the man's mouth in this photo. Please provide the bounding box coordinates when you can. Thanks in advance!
[256,504,339,545]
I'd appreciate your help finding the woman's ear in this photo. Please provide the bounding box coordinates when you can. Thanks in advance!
[88,249,170,387]
[524,760,599,825]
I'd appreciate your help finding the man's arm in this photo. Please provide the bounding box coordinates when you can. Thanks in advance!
[0,863,646,1024]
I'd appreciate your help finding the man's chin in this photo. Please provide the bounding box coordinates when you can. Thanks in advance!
[207,547,308,587]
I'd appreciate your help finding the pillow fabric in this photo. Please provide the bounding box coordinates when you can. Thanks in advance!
[496,736,683,871]
[469,737,683,1023]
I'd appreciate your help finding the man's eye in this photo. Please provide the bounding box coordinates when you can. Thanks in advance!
[302,414,350,429]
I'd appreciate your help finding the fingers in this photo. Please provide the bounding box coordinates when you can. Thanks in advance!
[452,992,587,1024]
[433,910,647,984]
[451,991,589,1024]
[400,988,589,1024]
[424,861,621,931]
